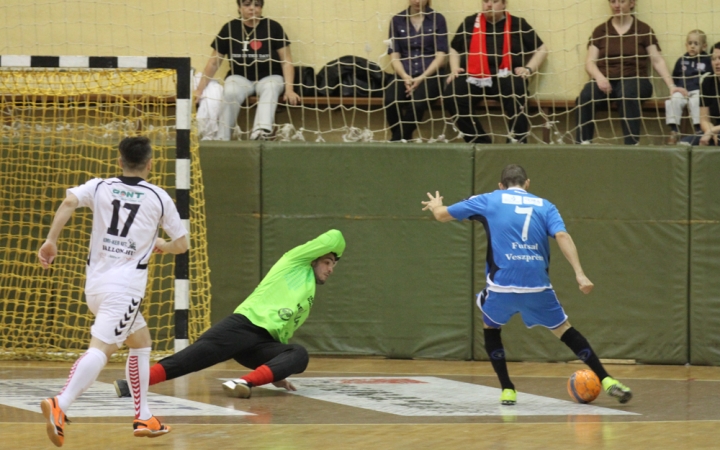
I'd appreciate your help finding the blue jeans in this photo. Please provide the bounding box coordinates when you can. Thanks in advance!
[576,78,653,145]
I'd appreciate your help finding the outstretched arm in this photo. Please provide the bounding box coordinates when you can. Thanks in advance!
[555,231,594,294]
[284,229,346,263]
[38,193,80,269]
[421,191,454,222]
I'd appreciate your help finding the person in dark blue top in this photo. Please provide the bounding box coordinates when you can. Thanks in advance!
[384,0,448,141]
[665,30,712,144]
[422,164,632,406]
[681,42,720,146]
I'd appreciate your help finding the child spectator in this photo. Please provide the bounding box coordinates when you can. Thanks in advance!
[665,30,712,144]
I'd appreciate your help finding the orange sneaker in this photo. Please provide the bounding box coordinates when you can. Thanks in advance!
[41,397,68,447]
[133,416,172,438]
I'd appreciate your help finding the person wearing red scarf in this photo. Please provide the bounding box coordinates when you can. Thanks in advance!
[444,0,547,143]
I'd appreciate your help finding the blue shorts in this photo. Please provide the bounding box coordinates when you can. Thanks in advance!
[477,288,568,329]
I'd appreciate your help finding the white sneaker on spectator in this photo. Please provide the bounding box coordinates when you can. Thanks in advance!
[250,129,271,141]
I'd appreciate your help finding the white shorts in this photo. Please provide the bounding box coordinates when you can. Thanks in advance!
[87,293,147,346]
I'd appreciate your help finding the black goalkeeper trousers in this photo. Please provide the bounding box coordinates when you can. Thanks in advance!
[157,313,309,382]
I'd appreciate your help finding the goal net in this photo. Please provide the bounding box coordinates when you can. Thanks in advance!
[0,59,211,361]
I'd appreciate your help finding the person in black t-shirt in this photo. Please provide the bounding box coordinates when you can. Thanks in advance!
[194,0,300,141]
[698,43,720,146]
[681,42,720,146]
[443,0,547,144]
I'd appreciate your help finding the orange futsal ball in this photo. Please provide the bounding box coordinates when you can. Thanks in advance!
[567,369,601,404]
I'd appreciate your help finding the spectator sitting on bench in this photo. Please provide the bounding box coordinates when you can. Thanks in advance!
[681,42,720,146]
[443,0,547,144]
[664,30,712,145]
[576,0,682,146]
[193,0,299,141]
[384,0,448,142]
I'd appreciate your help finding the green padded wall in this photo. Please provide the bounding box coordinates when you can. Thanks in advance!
[260,143,474,359]
[200,142,261,324]
[689,149,720,365]
[201,143,702,363]
[471,147,689,364]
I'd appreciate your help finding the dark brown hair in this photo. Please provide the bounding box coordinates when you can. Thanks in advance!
[238,0,264,7]
[118,136,152,171]
[500,164,528,188]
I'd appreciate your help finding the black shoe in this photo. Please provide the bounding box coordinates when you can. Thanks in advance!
[114,379,131,398]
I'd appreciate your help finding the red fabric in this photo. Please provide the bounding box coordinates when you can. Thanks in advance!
[242,365,275,387]
[128,356,141,419]
[58,352,87,395]
[467,12,513,78]
[149,363,167,386]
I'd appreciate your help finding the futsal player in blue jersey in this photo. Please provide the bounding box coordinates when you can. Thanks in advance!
[421,164,632,405]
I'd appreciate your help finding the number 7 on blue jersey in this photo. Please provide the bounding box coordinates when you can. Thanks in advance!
[515,206,533,242]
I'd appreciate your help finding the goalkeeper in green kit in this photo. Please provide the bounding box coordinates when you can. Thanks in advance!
[114,229,345,399]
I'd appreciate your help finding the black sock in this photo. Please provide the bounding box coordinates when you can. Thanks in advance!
[669,124,679,133]
[560,327,609,381]
[484,328,514,390]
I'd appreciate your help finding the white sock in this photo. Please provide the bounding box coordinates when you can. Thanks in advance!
[127,347,152,420]
[57,347,108,412]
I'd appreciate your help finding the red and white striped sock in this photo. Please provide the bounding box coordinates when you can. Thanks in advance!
[127,347,152,420]
[57,347,107,412]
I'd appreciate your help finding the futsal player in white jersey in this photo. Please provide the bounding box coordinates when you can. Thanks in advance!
[37,136,189,447]
[421,164,632,406]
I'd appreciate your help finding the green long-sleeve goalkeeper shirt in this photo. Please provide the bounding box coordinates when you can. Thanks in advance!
[234,229,346,344]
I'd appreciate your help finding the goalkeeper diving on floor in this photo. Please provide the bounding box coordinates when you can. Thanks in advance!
[114,229,345,399]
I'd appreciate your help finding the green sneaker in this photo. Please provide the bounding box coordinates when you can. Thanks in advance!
[602,377,632,404]
[500,389,517,405]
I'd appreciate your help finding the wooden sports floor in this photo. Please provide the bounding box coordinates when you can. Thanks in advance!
[1,357,719,449]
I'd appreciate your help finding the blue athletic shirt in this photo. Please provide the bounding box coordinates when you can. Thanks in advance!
[447,187,566,292]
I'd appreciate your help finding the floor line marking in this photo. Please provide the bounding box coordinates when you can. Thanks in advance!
[223,376,639,417]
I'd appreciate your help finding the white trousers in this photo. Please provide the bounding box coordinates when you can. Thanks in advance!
[219,74,284,140]
[665,90,701,125]
[195,76,224,140]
